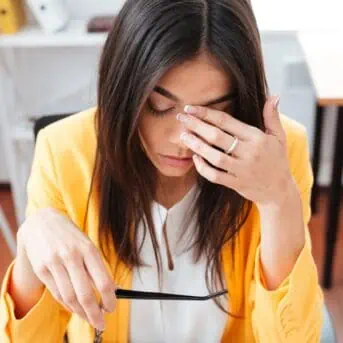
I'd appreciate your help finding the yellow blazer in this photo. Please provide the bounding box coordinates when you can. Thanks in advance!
[0,108,323,342]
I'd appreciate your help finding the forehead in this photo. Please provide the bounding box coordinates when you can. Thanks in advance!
[156,53,231,104]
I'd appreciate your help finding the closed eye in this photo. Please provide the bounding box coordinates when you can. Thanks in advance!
[147,99,175,117]
[147,98,233,117]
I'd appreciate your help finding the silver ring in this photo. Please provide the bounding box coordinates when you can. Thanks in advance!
[225,136,239,155]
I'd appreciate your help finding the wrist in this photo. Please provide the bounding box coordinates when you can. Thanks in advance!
[13,248,43,291]
[258,177,301,215]
[259,180,305,259]
[9,256,45,319]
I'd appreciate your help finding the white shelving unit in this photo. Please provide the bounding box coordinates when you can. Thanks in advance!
[0,19,106,223]
[0,20,107,48]
[12,126,35,142]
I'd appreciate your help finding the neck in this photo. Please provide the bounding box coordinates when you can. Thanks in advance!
[155,169,197,209]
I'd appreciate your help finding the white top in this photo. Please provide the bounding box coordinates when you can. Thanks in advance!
[129,184,228,343]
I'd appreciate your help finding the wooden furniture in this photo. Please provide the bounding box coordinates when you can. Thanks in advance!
[0,205,16,256]
[298,31,343,289]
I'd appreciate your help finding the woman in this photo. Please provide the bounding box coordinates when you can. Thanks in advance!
[0,0,323,342]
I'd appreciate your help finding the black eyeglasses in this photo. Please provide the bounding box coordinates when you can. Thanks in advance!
[114,287,228,300]
[94,288,228,342]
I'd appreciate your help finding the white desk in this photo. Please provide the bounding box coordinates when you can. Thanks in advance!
[298,31,343,289]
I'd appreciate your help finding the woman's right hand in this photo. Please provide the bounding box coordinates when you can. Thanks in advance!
[16,208,116,331]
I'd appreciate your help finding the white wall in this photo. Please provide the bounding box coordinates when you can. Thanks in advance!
[253,0,343,30]
[64,0,126,19]
[65,0,343,29]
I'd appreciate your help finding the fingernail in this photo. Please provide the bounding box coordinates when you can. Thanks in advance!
[180,132,192,143]
[180,133,196,147]
[102,300,115,313]
[176,113,189,123]
[273,96,280,111]
[97,322,105,331]
[180,132,188,141]
[109,302,116,312]
[184,105,198,114]
[102,306,112,313]
[193,155,200,163]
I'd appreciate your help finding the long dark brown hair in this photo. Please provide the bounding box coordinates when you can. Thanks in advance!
[94,0,268,314]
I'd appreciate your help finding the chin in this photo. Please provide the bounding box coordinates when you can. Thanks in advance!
[157,166,194,177]
[144,150,195,178]
[152,157,194,178]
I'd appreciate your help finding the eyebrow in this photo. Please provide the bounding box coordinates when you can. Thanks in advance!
[153,86,236,106]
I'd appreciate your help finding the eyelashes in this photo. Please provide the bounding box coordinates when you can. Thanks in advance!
[146,99,234,117]
[147,99,175,117]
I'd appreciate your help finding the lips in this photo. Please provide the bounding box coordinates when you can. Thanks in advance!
[159,154,194,168]
[162,155,192,160]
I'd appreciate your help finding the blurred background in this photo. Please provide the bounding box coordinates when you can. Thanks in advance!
[0,0,342,341]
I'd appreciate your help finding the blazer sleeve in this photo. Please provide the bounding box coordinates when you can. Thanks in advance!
[0,129,72,343]
[251,125,324,342]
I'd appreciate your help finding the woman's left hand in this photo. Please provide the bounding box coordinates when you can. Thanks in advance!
[177,96,297,209]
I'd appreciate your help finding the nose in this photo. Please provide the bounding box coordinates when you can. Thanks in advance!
[169,118,187,146]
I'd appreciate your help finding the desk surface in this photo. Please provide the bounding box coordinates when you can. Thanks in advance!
[298,31,343,106]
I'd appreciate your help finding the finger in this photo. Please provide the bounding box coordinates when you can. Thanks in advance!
[49,261,102,329]
[184,105,257,141]
[36,265,68,308]
[64,255,107,330]
[263,96,285,140]
[82,244,116,313]
[49,262,93,324]
[180,132,239,174]
[40,272,76,314]
[193,154,239,190]
[176,113,244,158]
